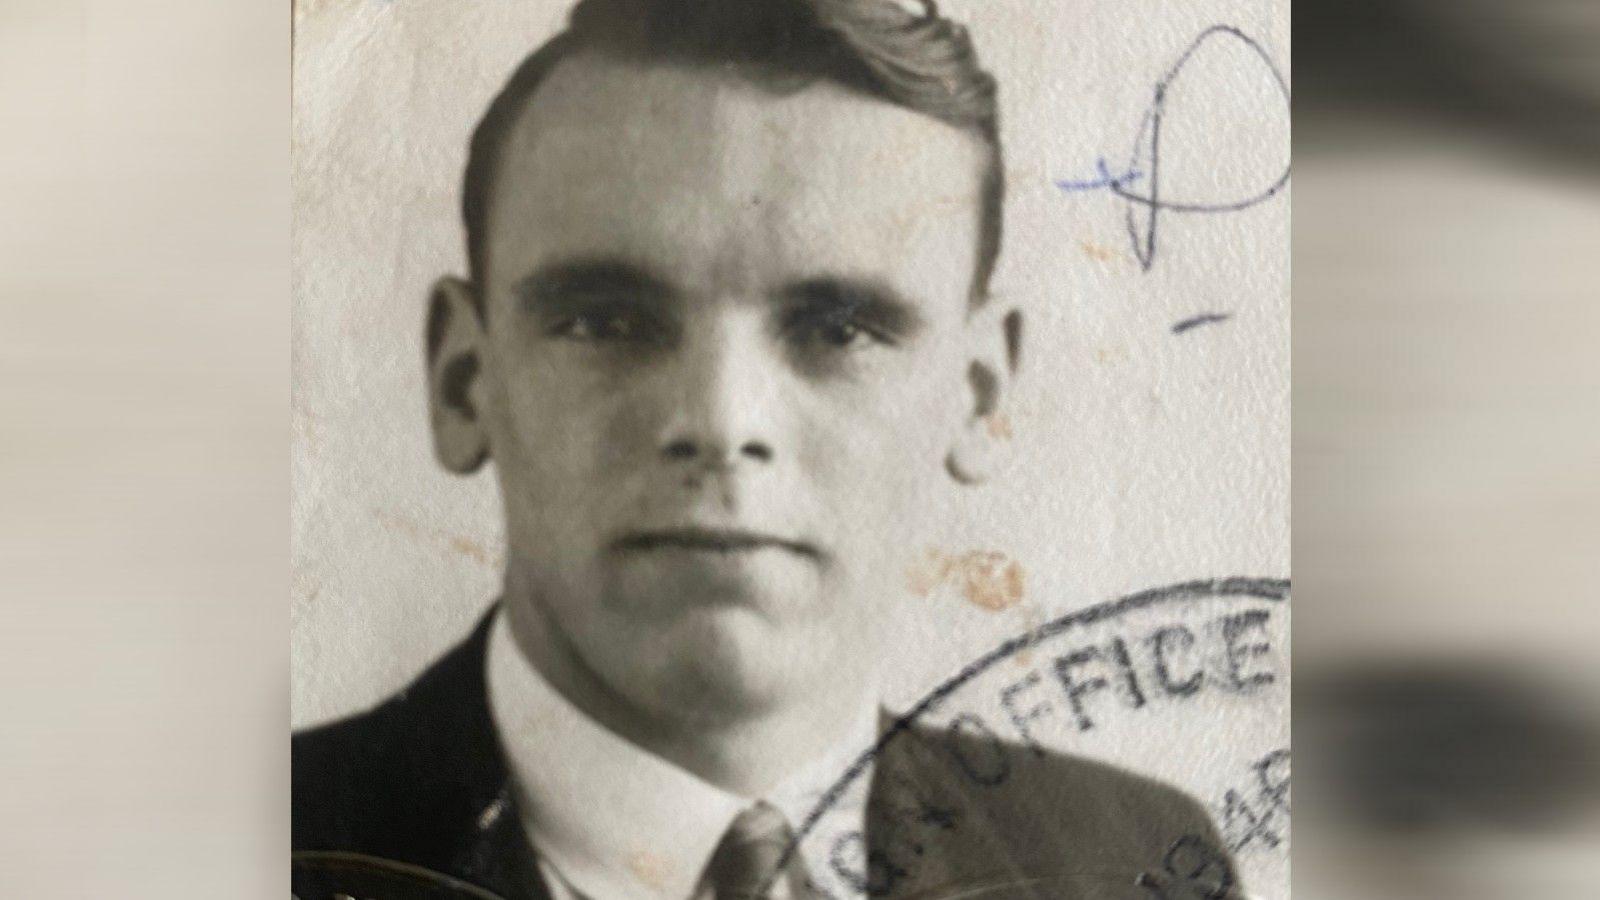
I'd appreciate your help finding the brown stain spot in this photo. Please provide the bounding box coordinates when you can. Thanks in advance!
[626,850,671,890]
[908,548,1026,611]
[449,535,494,566]
[372,507,502,570]
[1013,605,1047,667]
[985,411,1013,441]
[371,507,425,542]
[1080,240,1117,262]
[1093,345,1129,366]
[906,548,953,598]
[291,394,322,452]
[959,551,1026,611]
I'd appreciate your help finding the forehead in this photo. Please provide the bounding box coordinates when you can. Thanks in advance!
[484,52,987,300]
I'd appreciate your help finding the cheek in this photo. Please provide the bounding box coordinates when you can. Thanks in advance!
[486,351,647,506]
[803,347,966,524]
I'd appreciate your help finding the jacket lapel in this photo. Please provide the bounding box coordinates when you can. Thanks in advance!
[863,720,1045,900]
[423,606,553,900]
[455,784,553,900]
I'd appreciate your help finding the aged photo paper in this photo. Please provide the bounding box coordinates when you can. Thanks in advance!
[291,1,1289,897]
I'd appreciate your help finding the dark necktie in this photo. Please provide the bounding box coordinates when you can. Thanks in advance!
[703,801,821,900]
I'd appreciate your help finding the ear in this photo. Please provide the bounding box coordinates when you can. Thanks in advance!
[424,277,490,475]
[946,303,1024,485]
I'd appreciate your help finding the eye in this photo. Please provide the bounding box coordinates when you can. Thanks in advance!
[813,318,870,348]
[548,306,658,343]
[786,309,892,351]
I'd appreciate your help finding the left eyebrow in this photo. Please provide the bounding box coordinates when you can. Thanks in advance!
[510,258,678,314]
[774,276,926,335]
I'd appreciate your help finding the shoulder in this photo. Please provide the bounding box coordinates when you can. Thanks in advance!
[292,611,504,863]
[883,720,1242,897]
[902,718,1224,832]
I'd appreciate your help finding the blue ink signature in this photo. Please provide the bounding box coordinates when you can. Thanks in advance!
[1055,158,1143,193]
[1055,25,1291,274]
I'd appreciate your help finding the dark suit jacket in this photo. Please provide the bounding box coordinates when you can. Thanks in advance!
[294,611,1242,899]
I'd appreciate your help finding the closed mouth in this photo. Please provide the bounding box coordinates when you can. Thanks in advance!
[612,527,819,559]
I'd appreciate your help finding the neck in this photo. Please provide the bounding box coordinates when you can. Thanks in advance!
[502,591,872,798]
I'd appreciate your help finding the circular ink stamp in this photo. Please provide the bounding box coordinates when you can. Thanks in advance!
[773,576,1290,899]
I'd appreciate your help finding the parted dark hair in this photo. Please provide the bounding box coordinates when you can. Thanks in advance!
[460,0,1003,306]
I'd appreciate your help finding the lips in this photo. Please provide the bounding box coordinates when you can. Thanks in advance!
[611,527,820,560]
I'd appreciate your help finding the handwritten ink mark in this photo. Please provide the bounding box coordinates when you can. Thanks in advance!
[1054,26,1290,272]
[1171,312,1232,334]
[1055,157,1144,193]
[1118,25,1290,270]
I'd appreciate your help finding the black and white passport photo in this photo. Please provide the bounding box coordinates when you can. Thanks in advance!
[291,1,1289,897]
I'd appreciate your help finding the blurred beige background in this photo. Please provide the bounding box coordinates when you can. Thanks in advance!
[0,1,288,897]
[1294,1,1600,896]
[1295,112,1600,900]
[1297,118,1600,675]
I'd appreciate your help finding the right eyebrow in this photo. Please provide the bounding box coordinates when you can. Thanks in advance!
[511,259,676,312]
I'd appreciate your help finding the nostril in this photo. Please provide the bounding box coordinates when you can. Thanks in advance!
[740,441,773,462]
[664,439,698,460]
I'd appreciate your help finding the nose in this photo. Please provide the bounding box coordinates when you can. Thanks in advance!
[657,313,780,469]
[662,436,772,464]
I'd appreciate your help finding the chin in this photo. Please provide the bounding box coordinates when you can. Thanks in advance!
[643,605,814,723]
[584,562,845,724]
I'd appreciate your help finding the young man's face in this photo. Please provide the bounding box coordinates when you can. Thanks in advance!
[434,54,1008,727]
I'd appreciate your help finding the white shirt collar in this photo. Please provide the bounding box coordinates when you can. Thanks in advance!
[485,608,878,900]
